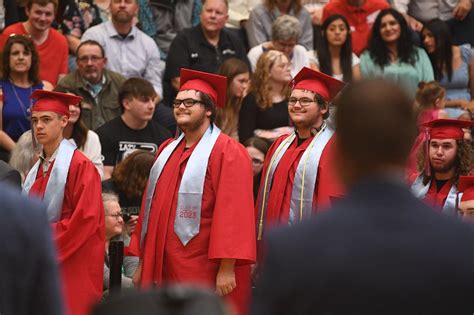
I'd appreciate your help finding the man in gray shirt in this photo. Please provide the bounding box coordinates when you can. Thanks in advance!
[82,0,164,100]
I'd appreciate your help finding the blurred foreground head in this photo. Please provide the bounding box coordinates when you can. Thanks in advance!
[335,79,417,186]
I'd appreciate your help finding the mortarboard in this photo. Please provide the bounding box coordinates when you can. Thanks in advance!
[179,69,227,109]
[289,67,345,101]
[458,176,474,202]
[30,90,82,118]
[420,119,474,140]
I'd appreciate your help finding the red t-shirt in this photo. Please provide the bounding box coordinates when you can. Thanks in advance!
[0,23,68,85]
[323,0,390,56]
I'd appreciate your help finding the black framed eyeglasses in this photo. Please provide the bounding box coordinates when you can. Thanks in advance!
[172,98,202,108]
[288,97,316,107]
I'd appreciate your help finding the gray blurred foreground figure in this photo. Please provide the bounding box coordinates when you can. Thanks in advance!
[252,79,474,315]
[92,286,229,315]
[0,183,64,315]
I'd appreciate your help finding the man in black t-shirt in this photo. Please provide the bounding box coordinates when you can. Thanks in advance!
[96,78,172,179]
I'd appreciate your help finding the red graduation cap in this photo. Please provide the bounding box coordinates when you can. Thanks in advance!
[30,90,82,118]
[420,119,474,140]
[458,176,474,202]
[289,67,345,101]
[179,68,227,109]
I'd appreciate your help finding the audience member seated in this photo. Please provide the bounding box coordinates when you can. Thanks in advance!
[247,0,313,50]
[82,0,163,100]
[226,0,261,49]
[312,14,360,81]
[0,160,22,189]
[9,130,41,182]
[244,136,270,200]
[95,78,171,179]
[322,0,389,55]
[95,0,111,21]
[302,0,329,48]
[59,92,104,177]
[149,0,200,59]
[215,58,250,139]
[0,0,69,85]
[57,40,126,130]
[102,149,154,237]
[406,81,449,178]
[360,9,434,97]
[422,19,473,118]
[56,0,103,71]
[1,35,52,149]
[102,192,136,291]
[238,50,292,143]
[393,0,474,45]
[163,0,248,107]
[248,15,313,77]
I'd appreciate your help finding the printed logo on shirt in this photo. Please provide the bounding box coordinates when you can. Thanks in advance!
[116,141,158,164]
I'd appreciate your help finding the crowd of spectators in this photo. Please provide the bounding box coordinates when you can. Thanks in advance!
[0,0,473,303]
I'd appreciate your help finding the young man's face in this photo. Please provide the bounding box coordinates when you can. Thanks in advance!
[173,90,211,132]
[429,139,458,174]
[26,3,55,32]
[123,96,155,123]
[288,89,327,130]
[31,111,68,146]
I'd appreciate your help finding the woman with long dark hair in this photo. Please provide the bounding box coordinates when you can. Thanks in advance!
[61,92,104,177]
[422,19,473,116]
[360,8,434,97]
[215,58,250,140]
[313,14,360,82]
[0,35,52,159]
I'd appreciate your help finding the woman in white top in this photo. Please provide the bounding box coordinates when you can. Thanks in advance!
[63,95,104,178]
[311,14,360,82]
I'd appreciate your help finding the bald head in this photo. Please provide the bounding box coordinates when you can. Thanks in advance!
[335,80,417,184]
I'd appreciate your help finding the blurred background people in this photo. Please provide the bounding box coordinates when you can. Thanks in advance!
[102,149,155,239]
[422,19,473,118]
[247,15,313,77]
[244,136,270,200]
[239,50,292,143]
[360,8,434,97]
[215,58,250,139]
[0,35,52,160]
[246,0,313,50]
[312,14,360,82]
[62,93,104,177]
[8,130,41,182]
[102,192,136,291]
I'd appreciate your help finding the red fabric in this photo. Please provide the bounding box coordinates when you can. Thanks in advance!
[291,67,345,101]
[422,179,452,210]
[29,151,104,315]
[256,134,344,239]
[420,119,474,140]
[0,23,69,85]
[322,0,390,56]
[129,134,256,315]
[31,90,82,117]
[179,69,227,108]
[406,109,439,179]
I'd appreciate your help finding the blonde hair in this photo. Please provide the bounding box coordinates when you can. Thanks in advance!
[249,50,291,110]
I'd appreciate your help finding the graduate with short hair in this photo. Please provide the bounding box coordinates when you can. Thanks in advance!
[23,90,105,315]
[129,69,256,315]
[256,67,345,242]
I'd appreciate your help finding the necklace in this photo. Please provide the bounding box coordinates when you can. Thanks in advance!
[9,79,33,120]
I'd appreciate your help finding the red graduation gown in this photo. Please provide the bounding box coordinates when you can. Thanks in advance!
[29,150,105,315]
[256,134,344,234]
[422,179,454,210]
[129,134,256,315]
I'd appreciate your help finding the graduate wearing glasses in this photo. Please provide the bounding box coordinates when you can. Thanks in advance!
[129,69,256,315]
[256,67,345,243]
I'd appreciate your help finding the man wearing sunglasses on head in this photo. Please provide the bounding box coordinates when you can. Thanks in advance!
[255,67,345,245]
[129,69,256,315]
